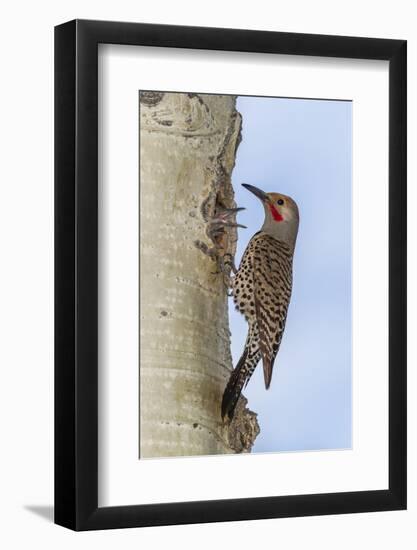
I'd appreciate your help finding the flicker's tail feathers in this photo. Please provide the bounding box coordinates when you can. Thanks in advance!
[221,349,249,420]
[221,329,261,420]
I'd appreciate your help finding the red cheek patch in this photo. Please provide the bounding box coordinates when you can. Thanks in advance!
[269,204,284,222]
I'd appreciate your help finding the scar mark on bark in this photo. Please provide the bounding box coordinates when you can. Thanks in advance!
[139,91,165,106]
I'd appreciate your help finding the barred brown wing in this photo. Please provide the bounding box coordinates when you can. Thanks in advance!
[252,233,293,388]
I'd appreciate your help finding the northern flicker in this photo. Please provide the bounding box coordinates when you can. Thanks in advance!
[222,183,299,420]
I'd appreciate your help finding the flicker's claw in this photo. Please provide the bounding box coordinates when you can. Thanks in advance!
[211,266,234,291]
[222,274,234,291]
[223,262,237,274]
[223,253,238,274]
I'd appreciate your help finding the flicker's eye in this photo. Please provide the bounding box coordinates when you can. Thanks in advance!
[277,199,284,205]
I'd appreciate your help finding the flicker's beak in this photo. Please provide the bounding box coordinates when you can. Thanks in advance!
[242,183,269,203]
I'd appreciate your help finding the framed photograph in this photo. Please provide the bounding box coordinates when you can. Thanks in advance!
[55,19,406,530]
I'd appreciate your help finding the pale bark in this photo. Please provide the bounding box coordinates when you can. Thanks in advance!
[139,92,259,458]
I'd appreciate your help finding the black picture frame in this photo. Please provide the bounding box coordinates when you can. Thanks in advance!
[55,19,407,531]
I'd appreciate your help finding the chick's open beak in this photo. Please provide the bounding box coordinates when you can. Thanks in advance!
[242,183,269,203]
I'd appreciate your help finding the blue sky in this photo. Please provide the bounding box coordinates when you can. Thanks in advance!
[230,95,352,453]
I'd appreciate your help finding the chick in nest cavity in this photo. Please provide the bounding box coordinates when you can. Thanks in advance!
[195,199,246,289]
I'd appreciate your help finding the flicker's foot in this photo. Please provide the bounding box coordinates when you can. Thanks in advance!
[223,273,235,293]
[210,261,234,292]
[222,253,238,274]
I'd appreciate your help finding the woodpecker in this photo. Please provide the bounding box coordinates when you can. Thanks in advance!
[222,183,299,420]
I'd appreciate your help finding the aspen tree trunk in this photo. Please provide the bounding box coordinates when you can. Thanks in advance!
[139,92,259,458]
